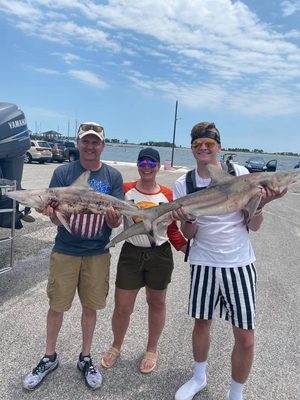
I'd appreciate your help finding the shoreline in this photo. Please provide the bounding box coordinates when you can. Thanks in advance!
[102,159,189,173]
[105,143,300,157]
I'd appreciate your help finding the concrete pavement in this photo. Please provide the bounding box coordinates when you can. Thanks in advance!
[0,161,299,400]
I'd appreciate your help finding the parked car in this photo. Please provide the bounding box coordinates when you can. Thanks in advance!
[245,156,277,173]
[24,140,52,164]
[49,142,66,163]
[61,141,79,162]
[222,153,237,164]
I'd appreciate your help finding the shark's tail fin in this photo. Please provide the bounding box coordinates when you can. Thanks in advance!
[105,220,151,249]
[105,198,181,249]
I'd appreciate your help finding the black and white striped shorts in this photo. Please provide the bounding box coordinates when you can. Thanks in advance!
[188,264,257,330]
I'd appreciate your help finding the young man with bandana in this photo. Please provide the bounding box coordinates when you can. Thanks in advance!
[172,122,286,400]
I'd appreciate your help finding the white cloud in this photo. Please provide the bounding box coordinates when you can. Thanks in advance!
[0,1,119,49]
[0,0,42,19]
[283,29,300,39]
[62,53,81,64]
[128,72,300,116]
[68,0,300,86]
[52,52,81,64]
[2,1,300,79]
[1,0,300,116]
[45,11,68,20]
[68,69,107,88]
[281,0,300,16]
[32,67,60,75]
[21,20,119,49]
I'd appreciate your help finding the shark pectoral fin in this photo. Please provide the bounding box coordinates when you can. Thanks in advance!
[147,219,157,247]
[71,171,91,188]
[142,218,157,247]
[147,233,156,247]
[245,193,262,222]
[55,211,72,233]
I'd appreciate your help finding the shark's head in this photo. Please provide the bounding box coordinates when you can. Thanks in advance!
[5,189,48,208]
[4,171,91,209]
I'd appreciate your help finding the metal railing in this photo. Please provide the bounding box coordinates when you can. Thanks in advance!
[0,180,16,274]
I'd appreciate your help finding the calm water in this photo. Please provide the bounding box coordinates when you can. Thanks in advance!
[102,144,300,171]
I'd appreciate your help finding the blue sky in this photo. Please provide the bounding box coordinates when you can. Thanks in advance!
[1,0,300,153]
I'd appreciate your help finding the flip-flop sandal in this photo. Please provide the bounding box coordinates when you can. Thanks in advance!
[101,346,120,369]
[139,351,158,374]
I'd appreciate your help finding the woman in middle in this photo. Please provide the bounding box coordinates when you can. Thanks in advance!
[101,147,187,374]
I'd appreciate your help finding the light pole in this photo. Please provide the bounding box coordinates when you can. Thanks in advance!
[171,100,178,167]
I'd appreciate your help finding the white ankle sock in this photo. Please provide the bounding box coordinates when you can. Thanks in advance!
[228,379,244,400]
[193,361,207,383]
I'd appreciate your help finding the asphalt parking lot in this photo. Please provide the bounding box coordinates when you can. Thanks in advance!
[0,162,299,400]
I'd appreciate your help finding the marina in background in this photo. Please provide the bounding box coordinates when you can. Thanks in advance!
[102,144,300,171]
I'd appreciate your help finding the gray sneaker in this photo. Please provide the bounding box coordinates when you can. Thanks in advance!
[22,353,59,390]
[22,214,35,222]
[77,353,102,390]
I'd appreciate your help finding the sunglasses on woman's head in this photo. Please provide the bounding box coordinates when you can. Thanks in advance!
[137,159,157,168]
[191,138,217,149]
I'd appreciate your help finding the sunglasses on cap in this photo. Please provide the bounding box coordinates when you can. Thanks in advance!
[78,123,104,134]
[137,159,157,168]
[191,138,217,149]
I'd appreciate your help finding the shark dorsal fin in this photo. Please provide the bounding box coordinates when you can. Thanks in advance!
[71,171,91,188]
[207,164,233,184]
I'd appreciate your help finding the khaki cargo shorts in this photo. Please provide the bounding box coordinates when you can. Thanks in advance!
[47,251,111,312]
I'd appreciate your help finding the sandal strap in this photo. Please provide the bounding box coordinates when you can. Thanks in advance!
[142,351,158,361]
[106,346,120,357]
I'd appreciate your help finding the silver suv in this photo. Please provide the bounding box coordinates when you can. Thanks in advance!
[24,140,53,164]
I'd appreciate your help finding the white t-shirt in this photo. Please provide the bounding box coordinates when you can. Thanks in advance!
[173,164,255,268]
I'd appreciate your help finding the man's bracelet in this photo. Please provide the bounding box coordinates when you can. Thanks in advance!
[186,218,196,224]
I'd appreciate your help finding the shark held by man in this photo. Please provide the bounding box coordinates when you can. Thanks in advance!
[105,164,300,248]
